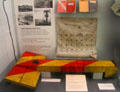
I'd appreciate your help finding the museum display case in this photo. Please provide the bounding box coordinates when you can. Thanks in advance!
[0,0,120,92]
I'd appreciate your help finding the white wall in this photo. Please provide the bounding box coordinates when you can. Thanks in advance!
[0,0,18,80]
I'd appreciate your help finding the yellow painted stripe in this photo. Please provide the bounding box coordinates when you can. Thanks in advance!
[85,61,118,78]
[105,67,118,78]
[4,73,23,83]
[37,60,74,72]
[20,71,40,88]
[86,61,115,67]
[16,56,46,64]
[39,60,75,66]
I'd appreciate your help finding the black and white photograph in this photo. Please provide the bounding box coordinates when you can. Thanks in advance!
[18,13,33,26]
[18,5,33,12]
[34,0,53,8]
[35,10,51,26]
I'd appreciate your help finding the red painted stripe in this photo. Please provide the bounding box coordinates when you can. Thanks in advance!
[61,60,96,72]
[7,59,52,76]
[22,52,42,57]
[7,52,49,76]
[7,66,34,76]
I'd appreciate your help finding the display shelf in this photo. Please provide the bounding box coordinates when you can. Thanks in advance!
[1,0,120,91]
[0,73,120,92]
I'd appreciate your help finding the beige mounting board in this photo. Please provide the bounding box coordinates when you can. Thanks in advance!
[56,17,97,58]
